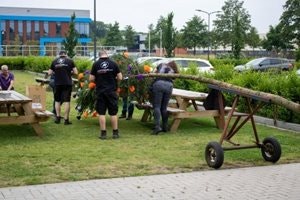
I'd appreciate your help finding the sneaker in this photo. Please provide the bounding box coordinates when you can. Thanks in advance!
[64,119,72,125]
[119,114,126,119]
[99,131,107,140]
[112,130,120,139]
[54,116,61,124]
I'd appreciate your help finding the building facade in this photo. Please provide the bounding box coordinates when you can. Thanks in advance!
[0,7,91,56]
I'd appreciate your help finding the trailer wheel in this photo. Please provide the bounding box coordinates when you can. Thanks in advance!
[205,142,224,169]
[261,137,281,163]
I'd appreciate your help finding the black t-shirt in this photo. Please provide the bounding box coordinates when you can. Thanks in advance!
[91,58,120,93]
[50,56,75,85]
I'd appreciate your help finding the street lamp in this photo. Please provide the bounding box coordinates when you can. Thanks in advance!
[196,9,221,60]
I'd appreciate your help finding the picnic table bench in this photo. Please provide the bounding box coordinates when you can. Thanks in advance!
[0,90,53,136]
[136,88,235,132]
[35,70,78,86]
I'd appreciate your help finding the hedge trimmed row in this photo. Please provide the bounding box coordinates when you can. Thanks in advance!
[1,56,299,123]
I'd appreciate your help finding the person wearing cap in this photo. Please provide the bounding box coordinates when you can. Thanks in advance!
[0,65,14,91]
[48,50,78,125]
[89,51,123,139]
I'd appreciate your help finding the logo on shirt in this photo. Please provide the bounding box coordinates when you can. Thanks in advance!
[100,61,109,69]
[58,58,65,64]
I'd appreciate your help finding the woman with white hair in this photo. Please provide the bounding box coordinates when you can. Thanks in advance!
[0,65,14,90]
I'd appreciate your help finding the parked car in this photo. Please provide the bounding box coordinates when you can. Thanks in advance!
[234,57,294,72]
[136,56,164,64]
[151,57,215,73]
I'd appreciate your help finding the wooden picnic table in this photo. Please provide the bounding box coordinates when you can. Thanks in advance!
[137,88,231,132]
[35,70,78,86]
[0,90,53,136]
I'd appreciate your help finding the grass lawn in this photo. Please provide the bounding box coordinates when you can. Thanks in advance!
[0,70,300,187]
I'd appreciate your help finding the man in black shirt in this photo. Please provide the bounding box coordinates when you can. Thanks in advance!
[89,51,122,139]
[48,50,78,125]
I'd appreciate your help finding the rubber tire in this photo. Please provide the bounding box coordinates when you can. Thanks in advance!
[261,137,281,163]
[205,141,224,169]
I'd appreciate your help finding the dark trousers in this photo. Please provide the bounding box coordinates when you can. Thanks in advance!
[152,80,173,129]
[122,96,134,117]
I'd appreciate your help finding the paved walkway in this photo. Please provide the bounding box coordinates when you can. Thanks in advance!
[0,163,299,200]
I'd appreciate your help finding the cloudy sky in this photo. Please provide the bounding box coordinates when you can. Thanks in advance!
[1,0,287,34]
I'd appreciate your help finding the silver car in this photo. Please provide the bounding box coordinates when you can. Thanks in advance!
[234,57,294,72]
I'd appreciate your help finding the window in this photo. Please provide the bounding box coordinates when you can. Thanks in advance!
[75,22,89,38]
[56,22,61,36]
[270,59,281,65]
[261,59,270,65]
[43,21,48,36]
[26,21,31,40]
[197,61,210,67]
[34,21,39,40]
[9,21,14,40]
[1,21,5,44]
[18,21,23,40]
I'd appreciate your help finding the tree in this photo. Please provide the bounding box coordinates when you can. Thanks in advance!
[181,15,207,55]
[105,22,123,46]
[90,21,107,39]
[232,13,244,59]
[123,25,136,50]
[62,13,78,58]
[261,25,286,55]
[163,12,177,57]
[279,0,300,60]
[214,0,251,57]
[246,27,261,51]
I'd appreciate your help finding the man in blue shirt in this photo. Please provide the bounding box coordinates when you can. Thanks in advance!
[0,65,14,91]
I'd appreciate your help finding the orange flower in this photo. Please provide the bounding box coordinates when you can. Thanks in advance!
[123,51,129,58]
[143,65,152,73]
[117,87,121,93]
[83,111,89,118]
[88,82,96,89]
[129,85,135,93]
[92,111,98,117]
[80,82,85,88]
[78,73,84,80]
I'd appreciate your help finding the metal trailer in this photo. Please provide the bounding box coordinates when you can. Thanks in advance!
[204,84,282,169]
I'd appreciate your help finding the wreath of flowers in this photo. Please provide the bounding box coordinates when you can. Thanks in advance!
[74,53,154,119]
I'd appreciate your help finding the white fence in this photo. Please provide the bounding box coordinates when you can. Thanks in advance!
[0,45,127,57]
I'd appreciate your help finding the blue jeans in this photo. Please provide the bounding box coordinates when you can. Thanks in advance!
[152,80,173,130]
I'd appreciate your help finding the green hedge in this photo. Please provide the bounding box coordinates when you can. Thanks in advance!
[0,56,93,72]
[1,56,299,123]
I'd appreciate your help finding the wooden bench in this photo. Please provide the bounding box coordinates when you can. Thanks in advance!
[134,102,185,123]
[34,110,54,118]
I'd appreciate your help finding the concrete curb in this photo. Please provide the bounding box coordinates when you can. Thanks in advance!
[254,115,300,133]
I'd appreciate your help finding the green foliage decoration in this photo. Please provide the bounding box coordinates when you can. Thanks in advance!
[74,53,155,119]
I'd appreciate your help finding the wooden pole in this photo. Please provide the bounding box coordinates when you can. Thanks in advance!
[140,73,300,113]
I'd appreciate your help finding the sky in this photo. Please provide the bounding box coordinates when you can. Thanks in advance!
[1,0,287,34]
